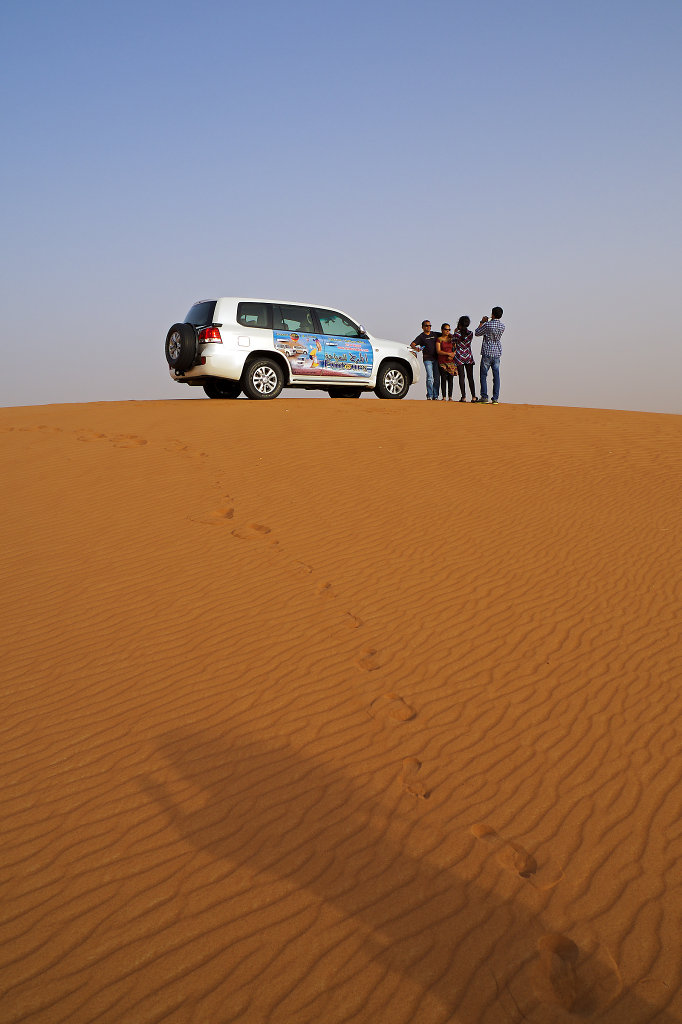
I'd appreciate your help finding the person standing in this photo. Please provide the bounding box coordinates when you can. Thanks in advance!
[410,319,441,400]
[475,306,505,404]
[452,315,477,402]
[436,323,456,401]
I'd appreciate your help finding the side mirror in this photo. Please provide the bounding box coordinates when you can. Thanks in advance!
[359,325,369,338]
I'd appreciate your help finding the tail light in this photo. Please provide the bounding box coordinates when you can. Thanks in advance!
[198,326,222,343]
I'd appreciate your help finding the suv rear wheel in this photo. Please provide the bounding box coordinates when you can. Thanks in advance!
[242,358,285,400]
[165,323,198,371]
[375,360,410,400]
[203,379,241,399]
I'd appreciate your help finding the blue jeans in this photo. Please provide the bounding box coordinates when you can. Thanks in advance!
[480,355,500,401]
[424,360,440,399]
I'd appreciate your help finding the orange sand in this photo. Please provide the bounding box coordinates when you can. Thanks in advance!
[1,399,680,1024]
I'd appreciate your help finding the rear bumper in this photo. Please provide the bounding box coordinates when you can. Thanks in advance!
[169,344,247,383]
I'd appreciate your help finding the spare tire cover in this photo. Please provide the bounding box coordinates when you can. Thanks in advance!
[165,322,198,370]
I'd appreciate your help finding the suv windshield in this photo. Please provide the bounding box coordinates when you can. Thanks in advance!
[185,301,217,327]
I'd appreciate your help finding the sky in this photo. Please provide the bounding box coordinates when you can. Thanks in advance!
[1,0,680,412]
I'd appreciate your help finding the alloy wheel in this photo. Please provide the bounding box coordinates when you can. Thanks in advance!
[168,332,182,360]
[253,365,279,395]
[385,368,406,395]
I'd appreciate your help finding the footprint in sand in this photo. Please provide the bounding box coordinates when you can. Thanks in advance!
[231,523,273,541]
[344,612,363,629]
[296,561,314,574]
[470,824,564,888]
[530,933,622,1014]
[370,693,416,723]
[190,507,235,525]
[535,933,580,1011]
[471,822,538,878]
[400,757,430,799]
[112,435,147,448]
[317,581,335,599]
[356,647,384,672]
[77,431,107,441]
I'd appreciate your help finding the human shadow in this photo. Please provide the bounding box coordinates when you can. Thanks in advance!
[140,726,679,1023]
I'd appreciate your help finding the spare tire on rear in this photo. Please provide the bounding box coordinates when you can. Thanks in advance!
[165,323,198,371]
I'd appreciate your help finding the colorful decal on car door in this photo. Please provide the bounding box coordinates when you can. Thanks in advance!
[273,332,373,378]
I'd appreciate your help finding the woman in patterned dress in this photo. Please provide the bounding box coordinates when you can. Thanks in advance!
[453,315,478,402]
[436,323,457,401]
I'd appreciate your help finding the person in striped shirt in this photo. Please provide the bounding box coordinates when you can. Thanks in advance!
[475,306,505,404]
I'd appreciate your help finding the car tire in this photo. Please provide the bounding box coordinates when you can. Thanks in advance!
[328,387,362,398]
[375,360,410,399]
[165,323,198,371]
[242,358,285,400]
[203,379,242,399]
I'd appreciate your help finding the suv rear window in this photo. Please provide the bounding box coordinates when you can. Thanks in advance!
[185,301,217,327]
[237,302,270,329]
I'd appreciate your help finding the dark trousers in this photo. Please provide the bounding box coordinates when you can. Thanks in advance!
[439,367,454,399]
[457,363,476,399]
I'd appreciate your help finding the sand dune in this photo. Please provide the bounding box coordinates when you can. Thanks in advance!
[1,398,680,1023]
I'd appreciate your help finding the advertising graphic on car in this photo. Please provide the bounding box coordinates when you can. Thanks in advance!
[273,332,373,378]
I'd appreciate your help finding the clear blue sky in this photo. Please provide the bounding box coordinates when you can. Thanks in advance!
[2,0,680,411]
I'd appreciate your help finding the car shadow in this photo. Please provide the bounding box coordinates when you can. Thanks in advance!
[140,726,680,1023]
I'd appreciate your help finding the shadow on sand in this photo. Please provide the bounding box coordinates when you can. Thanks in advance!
[141,727,679,1023]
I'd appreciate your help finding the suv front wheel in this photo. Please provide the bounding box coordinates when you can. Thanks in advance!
[375,360,410,400]
[243,358,285,400]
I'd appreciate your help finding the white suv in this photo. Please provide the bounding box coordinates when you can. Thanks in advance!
[165,297,419,400]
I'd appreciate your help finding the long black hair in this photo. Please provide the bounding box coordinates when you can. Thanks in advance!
[456,315,471,338]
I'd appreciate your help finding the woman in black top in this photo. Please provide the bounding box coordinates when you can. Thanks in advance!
[453,315,477,402]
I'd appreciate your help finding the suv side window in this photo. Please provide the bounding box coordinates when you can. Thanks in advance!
[315,308,362,337]
[273,304,317,335]
[237,302,271,329]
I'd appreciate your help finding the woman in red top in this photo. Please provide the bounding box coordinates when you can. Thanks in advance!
[436,323,456,401]
[453,315,478,402]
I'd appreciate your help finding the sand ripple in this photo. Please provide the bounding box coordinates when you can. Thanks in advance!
[1,401,681,1023]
